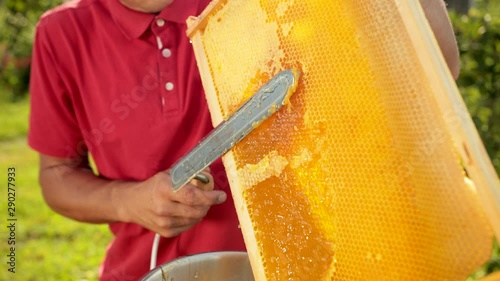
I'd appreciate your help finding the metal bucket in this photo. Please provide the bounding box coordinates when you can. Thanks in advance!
[140,251,255,281]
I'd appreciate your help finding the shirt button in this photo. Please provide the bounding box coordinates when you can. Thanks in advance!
[165,82,174,91]
[156,18,165,27]
[162,48,172,58]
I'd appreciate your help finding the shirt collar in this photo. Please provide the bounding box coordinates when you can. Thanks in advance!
[102,0,202,40]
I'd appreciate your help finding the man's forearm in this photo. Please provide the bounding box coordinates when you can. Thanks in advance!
[37,153,226,237]
[39,161,134,224]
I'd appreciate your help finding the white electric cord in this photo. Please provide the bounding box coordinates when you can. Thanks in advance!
[150,233,161,270]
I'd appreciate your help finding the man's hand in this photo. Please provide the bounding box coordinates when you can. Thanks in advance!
[117,170,227,237]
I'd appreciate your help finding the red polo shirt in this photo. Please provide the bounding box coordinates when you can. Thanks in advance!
[28,0,245,279]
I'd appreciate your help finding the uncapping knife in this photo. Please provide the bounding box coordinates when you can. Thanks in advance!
[170,69,299,191]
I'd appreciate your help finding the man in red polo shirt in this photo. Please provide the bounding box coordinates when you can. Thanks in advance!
[29,0,245,279]
[29,0,460,280]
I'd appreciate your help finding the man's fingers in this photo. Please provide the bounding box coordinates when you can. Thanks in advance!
[155,201,209,219]
[155,215,200,229]
[155,219,198,237]
[173,184,227,206]
[143,169,226,238]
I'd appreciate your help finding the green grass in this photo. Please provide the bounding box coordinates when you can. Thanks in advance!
[0,95,30,141]
[0,96,111,281]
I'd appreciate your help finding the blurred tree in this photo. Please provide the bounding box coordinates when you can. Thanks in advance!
[446,0,472,14]
[452,2,500,278]
[450,0,500,176]
[0,0,62,101]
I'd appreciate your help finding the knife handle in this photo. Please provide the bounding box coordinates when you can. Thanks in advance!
[191,171,213,191]
[194,173,210,184]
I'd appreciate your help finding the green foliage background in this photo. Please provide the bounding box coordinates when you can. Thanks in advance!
[0,0,62,100]
[449,1,500,277]
[450,0,500,175]
[0,0,498,280]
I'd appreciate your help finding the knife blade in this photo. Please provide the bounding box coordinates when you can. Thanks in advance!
[170,69,299,191]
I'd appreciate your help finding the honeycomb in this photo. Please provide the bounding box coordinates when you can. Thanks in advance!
[188,0,494,280]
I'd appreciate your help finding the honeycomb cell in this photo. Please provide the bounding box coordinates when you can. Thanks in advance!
[190,0,493,280]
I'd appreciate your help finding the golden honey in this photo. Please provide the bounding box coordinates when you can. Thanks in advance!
[189,0,493,280]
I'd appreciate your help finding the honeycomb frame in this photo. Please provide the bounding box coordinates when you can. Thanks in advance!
[186,0,500,280]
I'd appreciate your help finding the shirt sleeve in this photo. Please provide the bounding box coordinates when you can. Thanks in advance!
[28,19,87,161]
